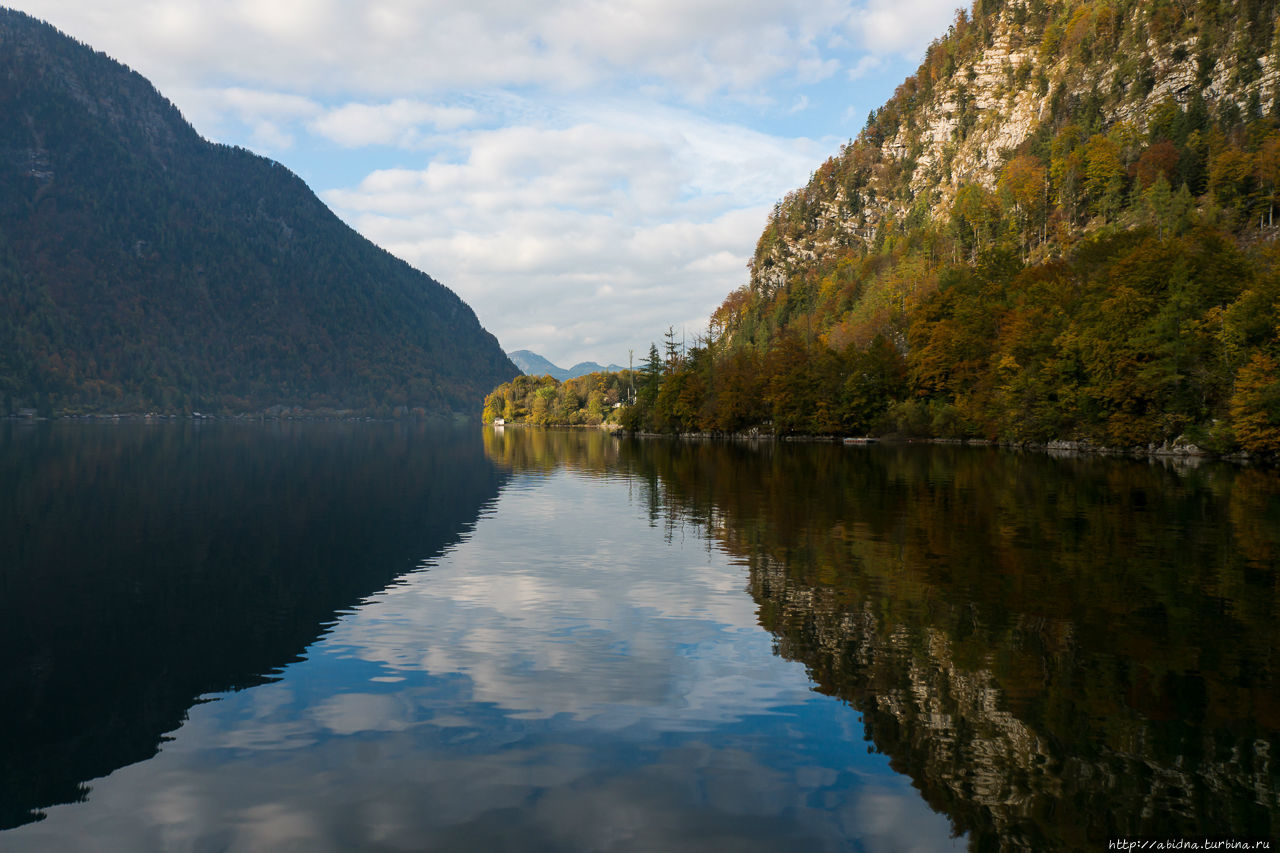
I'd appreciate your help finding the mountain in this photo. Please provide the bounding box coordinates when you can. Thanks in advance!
[617,0,1280,453]
[508,350,569,379]
[508,349,626,380]
[743,0,1279,298]
[0,9,518,417]
[566,359,628,378]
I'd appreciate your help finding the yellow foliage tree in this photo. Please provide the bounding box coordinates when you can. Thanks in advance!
[1229,352,1280,454]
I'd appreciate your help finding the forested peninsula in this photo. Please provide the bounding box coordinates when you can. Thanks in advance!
[487,0,1280,455]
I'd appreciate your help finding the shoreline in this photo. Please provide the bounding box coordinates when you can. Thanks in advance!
[493,421,1269,466]
[11,415,1269,465]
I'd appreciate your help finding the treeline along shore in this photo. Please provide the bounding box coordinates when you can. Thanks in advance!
[483,189,1280,462]
[486,3,1280,461]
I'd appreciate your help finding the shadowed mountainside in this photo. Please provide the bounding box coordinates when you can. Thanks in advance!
[0,9,518,416]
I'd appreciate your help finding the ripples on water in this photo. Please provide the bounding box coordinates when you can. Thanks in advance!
[1,422,1276,850]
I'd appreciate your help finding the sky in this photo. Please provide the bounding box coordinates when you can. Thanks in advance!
[10,0,963,368]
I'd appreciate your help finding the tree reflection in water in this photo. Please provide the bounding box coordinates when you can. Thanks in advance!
[486,428,1279,848]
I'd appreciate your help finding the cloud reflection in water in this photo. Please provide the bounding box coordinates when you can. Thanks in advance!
[5,468,962,852]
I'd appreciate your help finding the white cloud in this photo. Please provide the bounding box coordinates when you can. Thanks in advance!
[847,54,887,81]
[11,0,945,100]
[165,86,321,122]
[310,100,482,148]
[5,0,962,365]
[849,0,961,58]
[214,88,324,121]
[247,120,298,151]
[322,107,823,364]
[165,86,323,151]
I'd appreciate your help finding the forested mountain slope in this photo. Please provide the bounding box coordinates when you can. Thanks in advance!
[0,9,517,416]
[616,0,1280,454]
[748,0,1279,294]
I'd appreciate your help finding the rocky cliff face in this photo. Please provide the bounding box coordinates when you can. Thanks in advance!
[749,0,1280,296]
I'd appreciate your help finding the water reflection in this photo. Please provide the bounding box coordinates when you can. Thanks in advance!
[5,424,1275,850]
[4,423,960,852]
[483,429,1279,847]
[0,421,505,830]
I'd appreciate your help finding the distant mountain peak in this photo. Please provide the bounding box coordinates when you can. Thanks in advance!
[507,350,626,380]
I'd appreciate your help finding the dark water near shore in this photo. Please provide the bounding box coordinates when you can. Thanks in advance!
[2,423,1276,850]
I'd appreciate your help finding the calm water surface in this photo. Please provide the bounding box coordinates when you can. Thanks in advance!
[2,423,1276,850]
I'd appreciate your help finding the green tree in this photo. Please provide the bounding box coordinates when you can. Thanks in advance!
[839,335,907,434]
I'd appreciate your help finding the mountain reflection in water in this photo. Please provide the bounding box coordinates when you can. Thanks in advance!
[487,429,1279,848]
[0,421,506,830]
[4,423,960,853]
[1,423,1275,850]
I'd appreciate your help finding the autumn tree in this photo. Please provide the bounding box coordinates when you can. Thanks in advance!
[950,184,1001,261]
[1252,132,1280,228]
[1230,353,1280,453]
[1084,133,1125,221]
[998,154,1048,256]
[1133,140,1180,189]
[1208,142,1254,218]
[1050,123,1087,223]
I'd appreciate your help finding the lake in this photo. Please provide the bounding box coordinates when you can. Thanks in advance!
[2,422,1276,850]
